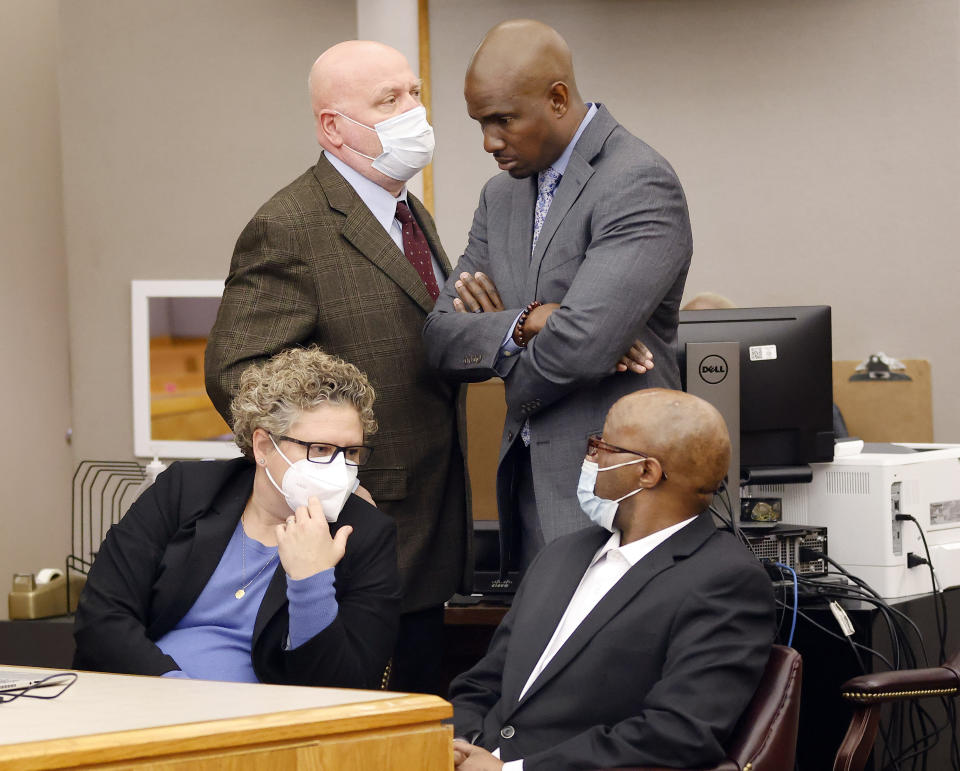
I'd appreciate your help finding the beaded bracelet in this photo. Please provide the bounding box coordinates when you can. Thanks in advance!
[514,301,543,348]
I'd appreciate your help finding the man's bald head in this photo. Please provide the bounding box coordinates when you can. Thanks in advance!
[464,20,587,178]
[308,40,423,193]
[467,20,580,104]
[308,40,411,119]
[605,389,731,503]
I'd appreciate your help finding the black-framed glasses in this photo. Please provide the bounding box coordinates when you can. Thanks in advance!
[274,435,374,466]
[586,435,668,479]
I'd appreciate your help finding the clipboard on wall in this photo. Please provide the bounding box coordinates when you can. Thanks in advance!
[832,358,933,442]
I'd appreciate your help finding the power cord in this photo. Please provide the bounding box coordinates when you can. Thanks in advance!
[771,543,960,768]
[773,562,798,647]
[0,672,77,705]
[896,514,949,663]
[896,513,959,768]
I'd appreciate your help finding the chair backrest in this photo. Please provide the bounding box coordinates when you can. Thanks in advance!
[722,644,803,771]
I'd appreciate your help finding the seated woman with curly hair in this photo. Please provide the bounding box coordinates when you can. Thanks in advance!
[73,347,399,688]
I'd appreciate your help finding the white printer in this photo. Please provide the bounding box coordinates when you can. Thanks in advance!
[744,444,960,599]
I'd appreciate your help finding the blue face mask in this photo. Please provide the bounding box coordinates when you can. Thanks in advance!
[576,458,646,532]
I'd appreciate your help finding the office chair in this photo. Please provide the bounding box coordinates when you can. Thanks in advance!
[833,647,960,771]
[599,644,803,771]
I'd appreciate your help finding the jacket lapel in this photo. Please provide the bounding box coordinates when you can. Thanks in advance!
[253,563,288,646]
[501,528,610,709]
[528,105,618,295]
[512,512,718,709]
[509,177,537,304]
[528,154,593,295]
[314,155,437,314]
[148,473,251,636]
[250,518,354,646]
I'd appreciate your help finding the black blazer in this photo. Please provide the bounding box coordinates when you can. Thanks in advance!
[73,458,400,689]
[449,512,775,771]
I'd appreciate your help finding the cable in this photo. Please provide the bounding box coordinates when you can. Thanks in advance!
[802,550,906,670]
[803,544,958,769]
[773,562,798,647]
[898,515,948,663]
[899,514,959,769]
[758,533,955,765]
[803,582,925,671]
[0,672,78,705]
[801,576,939,768]
[773,598,894,670]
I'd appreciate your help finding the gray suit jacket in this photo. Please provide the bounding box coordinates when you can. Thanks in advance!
[206,154,471,613]
[424,105,692,553]
[449,512,775,770]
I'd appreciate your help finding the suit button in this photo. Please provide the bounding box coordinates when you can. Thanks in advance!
[500,725,515,739]
[507,431,514,442]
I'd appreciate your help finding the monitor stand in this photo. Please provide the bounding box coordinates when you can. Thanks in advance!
[684,342,740,535]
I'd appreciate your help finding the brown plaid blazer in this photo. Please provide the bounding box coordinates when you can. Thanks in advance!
[205,154,471,612]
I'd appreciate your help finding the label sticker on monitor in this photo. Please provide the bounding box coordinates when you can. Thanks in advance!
[749,345,778,361]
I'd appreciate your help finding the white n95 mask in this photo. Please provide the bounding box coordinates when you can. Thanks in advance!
[337,105,435,181]
[265,436,358,522]
[576,458,646,532]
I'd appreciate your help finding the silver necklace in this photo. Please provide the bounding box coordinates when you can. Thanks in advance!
[235,515,278,600]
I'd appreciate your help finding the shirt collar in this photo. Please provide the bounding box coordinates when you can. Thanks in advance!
[591,514,699,568]
[324,151,407,233]
[547,102,598,177]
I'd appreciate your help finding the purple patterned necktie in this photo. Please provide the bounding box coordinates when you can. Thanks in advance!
[395,201,440,300]
[532,168,562,254]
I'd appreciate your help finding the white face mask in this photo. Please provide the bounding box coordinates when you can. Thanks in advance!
[336,105,435,181]
[264,436,358,522]
[576,458,646,532]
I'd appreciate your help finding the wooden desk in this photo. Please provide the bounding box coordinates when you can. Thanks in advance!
[0,667,453,770]
[442,603,508,693]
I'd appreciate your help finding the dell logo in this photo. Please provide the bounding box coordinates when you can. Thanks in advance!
[699,355,728,384]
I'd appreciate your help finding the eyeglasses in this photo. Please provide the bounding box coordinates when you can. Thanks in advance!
[274,435,374,466]
[586,435,668,479]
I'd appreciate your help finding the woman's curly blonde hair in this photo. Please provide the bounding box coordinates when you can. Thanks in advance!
[230,346,377,458]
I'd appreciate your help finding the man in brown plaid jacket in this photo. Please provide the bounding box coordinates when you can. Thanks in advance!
[205,40,470,694]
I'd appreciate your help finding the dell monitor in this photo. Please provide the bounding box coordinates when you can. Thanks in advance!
[678,305,835,481]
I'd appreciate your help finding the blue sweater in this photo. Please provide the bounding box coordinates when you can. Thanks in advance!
[157,520,336,681]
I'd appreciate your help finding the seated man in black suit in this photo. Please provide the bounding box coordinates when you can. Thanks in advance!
[450,388,775,771]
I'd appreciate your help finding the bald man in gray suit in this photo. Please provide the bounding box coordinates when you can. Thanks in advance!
[423,20,692,571]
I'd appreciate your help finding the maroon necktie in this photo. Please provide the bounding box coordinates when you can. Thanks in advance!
[395,201,440,300]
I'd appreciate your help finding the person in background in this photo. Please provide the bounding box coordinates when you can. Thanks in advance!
[449,389,775,770]
[74,347,399,688]
[681,291,736,311]
[424,19,692,572]
[204,40,469,694]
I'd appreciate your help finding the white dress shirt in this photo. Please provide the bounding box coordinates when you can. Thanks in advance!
[497,515,698,770]
[324,151,446,288]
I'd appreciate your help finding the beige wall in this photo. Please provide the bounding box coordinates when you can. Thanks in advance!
[3,0,958,615]
[59,0,356,464]
[430,0,960,441]
[0,1,73,615]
